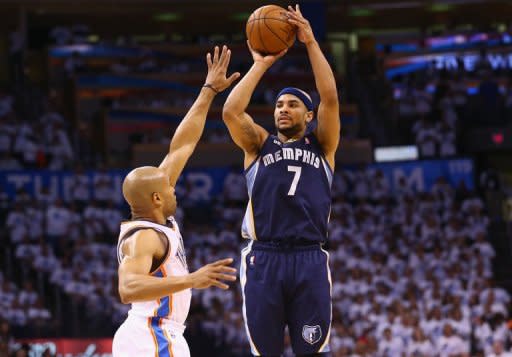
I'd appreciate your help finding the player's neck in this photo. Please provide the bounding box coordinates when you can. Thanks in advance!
[277,129,306,143]
[131,209,166,225]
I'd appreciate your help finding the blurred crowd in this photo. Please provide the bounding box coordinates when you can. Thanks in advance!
[0,93,73,170]
[326,171,507,357]
[392,63,509,159]
[6,24,512,169]
[352,43,512,160]
[1,162,509,356]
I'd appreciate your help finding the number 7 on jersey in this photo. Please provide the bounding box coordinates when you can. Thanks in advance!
[287,165,302,196]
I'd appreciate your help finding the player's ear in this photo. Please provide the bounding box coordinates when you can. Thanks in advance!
[305,110,314,123]
[152,192,162,206]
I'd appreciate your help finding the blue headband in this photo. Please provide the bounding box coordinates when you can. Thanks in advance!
[276,87,314,111]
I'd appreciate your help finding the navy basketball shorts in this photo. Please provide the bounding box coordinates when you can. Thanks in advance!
[240,240,332,356]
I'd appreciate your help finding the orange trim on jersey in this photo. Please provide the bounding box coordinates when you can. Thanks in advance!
[160,265,173,318]
[159,318,174,357]
[148,317,159,357]
[151,267,162,317]
[149,233,172,276]
[160,265,168,277]
[154,298,161,317]
[149,316,175,357]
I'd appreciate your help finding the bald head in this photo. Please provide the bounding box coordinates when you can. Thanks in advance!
[122,166,175,216]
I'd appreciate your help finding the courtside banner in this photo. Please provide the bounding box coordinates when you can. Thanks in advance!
[0,168,230,202]
[49,44,173,60]
[368,157,474,191]
[384,47,512,78]
[19,338,112,356]
[0,158,473,201]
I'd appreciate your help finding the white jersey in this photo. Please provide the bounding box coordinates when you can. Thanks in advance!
[116,217,191,326]
[113,217,191,357]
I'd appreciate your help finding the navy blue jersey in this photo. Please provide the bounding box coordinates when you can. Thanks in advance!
[241,133,333,243]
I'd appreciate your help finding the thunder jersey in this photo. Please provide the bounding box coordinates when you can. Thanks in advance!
[117,217,191,326]
[241,133,333,243]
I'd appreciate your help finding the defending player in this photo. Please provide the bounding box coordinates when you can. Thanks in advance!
[113,45,240,357]
[222,5,340,356]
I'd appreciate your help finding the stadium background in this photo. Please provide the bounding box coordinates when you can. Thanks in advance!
[1,0,512,356]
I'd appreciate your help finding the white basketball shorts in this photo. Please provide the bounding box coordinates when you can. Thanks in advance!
[112,314,190,357]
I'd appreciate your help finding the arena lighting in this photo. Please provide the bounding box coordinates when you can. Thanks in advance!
[87,35,99,43]
[153,12,181,22]
[491,132,504,145]
[374,145,419,162]
[435,0,488,3]
[360,1,422,10]
[498,24,507,33]
[348,7,375,17]
[231,12,252,21]
[428,3,454,12]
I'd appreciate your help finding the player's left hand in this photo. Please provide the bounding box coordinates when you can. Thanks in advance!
[247,40,287,68]
[204,45,241,93]
[286,4,315,45]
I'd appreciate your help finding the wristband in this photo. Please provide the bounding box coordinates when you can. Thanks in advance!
[203,83,219,93]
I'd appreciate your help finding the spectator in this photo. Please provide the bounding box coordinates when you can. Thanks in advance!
[437,323,469,357]
[18,282,38,306]
[222,166,246,205]
[50,26,72,45]
[438,119,457,157]
[45,199,70,250]
[378,327,405,356]
[93,165,114,205]
[0,320,15,355]
[488,340,512,357]
[415,116,439,158]
[64,51,85,76]
[407,327,436,356]
[69,166,89,208]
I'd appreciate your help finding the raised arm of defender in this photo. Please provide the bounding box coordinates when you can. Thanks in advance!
[222,44,286,168]
[287,5,340,169]
[159,45,240,186]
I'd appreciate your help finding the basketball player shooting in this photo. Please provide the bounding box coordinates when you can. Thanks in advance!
[222,5,340,357]
[112,46,240,357]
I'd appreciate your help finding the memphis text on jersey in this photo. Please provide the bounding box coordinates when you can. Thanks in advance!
[262,147,321,168]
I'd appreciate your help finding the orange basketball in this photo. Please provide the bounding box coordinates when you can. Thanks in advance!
[246,5,297,55]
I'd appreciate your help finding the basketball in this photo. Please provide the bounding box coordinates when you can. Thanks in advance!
[246,5,297,55]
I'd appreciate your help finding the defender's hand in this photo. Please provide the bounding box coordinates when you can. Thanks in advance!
[204,45,241,93]
[189,258,237,290]
[286,4,315,45]
[247,40,287,68]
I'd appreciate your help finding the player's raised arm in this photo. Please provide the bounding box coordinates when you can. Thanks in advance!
[222,43,286,167]
[118,229,237,303]
[287,5,340,168]
[159,45,240,186]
